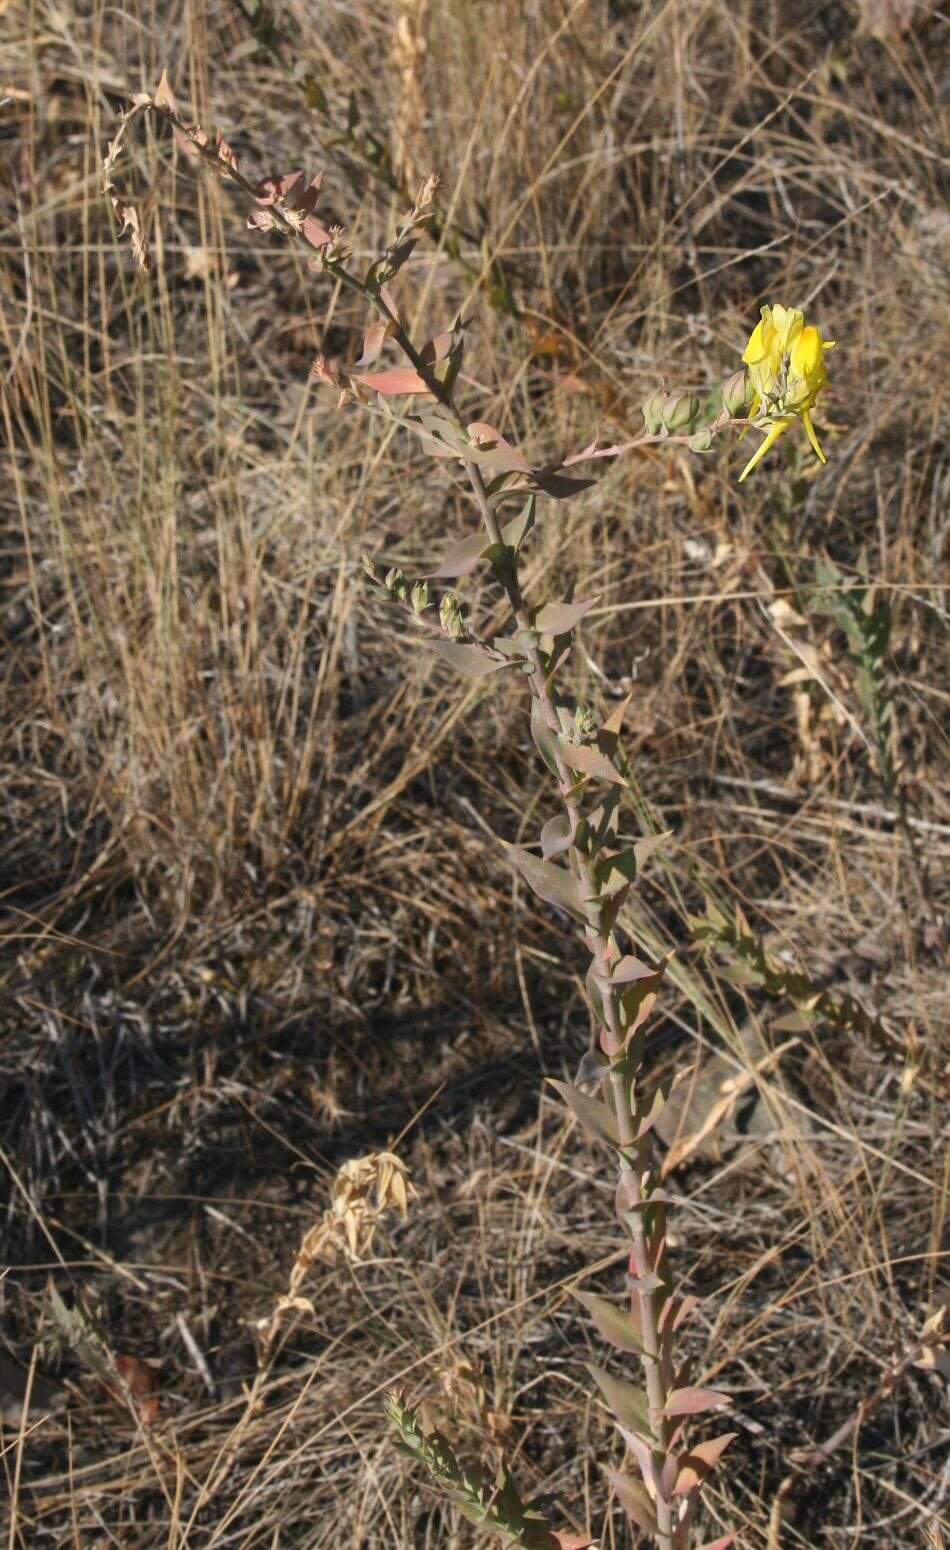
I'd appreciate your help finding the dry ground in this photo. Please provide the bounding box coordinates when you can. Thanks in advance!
[1,0,948,1546]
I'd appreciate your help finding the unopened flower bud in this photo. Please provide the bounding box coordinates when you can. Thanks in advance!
[661,390,700,432]
[687,427,714,453]
[410,580,430,615]
[641,387,666,435]
[384,566,408,601]
[573,704,598,744]
[439,592,465,639]
[360,550,376,578]
[722,368,752,419]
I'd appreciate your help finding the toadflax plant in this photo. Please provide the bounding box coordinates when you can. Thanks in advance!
[104,76,836,1550]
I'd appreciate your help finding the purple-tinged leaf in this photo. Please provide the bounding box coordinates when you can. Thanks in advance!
[549,1080,619,1146]
[602,1467,657,1535]
[354,317,393,368]
[672,1433,737,1497]
[559,741,625,785]
[572,1290,646,1355]
[586,1364,651,1437]
[662,1386,731,1418]
[466,420,531,474]
[540,813,571,859]
[254,171,304,205]
[595,954,659,986]
[302,216,334,248]
[425,640,507,678]
[421,330,459,364]
[534,596,597,635]
[501,842,584,920]
[696,1538,734,1550]
[354,367,432,396]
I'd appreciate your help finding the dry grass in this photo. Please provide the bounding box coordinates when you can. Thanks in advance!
[1,0,948,1545]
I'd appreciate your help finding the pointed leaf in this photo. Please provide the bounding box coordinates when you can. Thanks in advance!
[530,697,562,778]
[602,1467,657,1534]
[662,1386,731,1417]
[696,1539,734,1550]
[467,420,531,474]
[531,471,596,500]
[540,813,572,859]
[534,597,597,635]
[595,955,659,986]
[549,1080,619,1146]
[551,1535,598,1550]
[424,506,535,581]
[559,741,625,785]
[501,842,584,920]
[354,317,393,367]
[587,1365,652,1437]
[354,367,432,396]
[572,1290,645,1354]
[672,1433,737,1496]
[425,640,507,678]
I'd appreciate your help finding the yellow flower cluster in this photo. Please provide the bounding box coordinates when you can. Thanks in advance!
[738,304,834,482]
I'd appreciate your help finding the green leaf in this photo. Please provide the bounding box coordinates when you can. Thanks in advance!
[501,841,584,920]
[571,1290,646,1355]
[426,639,508,678]
[602,1466,658,1534]
[530,696,562,777]
[548,1079,619,1146]
[586,1363,652,1438]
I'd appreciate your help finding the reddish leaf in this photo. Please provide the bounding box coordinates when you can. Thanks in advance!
[354,367,432,396]
[672,1432,737,1496]
[662,1386,731,1417]
[603,1466,657,1534]
[112,1354,159,1424]
[596,954,660,986]
[254,171,304,205]
[154,70,178,113]
[355,317,393,368]
[696,1538,734,1550]
[301,215,333,248]
[466,420,531,474]
[551,1533,597,1550]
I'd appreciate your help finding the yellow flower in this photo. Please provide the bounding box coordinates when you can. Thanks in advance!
[737,304,834,482]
